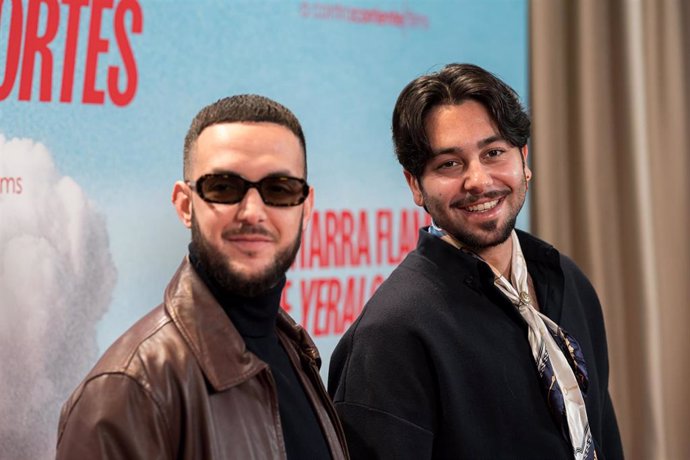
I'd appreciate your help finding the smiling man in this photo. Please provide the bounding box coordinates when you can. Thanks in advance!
[328,64,623,460]
[56,95,348,459]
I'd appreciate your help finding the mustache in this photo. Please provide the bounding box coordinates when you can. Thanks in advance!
[451,189,508,208]
[222,225,274,239]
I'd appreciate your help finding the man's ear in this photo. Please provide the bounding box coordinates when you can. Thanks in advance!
[172,181,193,228]
[521,145,532,183]
[403,170,425,208]
[301,186,314,231]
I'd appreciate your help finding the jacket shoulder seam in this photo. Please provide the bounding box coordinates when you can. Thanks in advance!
[335,401,433,435]
[62,372,174,447]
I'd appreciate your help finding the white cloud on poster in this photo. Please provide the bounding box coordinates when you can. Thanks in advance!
[0,135,117,460]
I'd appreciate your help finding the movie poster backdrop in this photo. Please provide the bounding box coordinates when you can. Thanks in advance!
[0,1,527,457]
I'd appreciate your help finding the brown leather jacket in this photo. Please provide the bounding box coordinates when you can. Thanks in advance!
[56,258,349,459]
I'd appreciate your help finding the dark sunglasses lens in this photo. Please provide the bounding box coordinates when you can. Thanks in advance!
[199,175,245,203]
[260,177,307,206]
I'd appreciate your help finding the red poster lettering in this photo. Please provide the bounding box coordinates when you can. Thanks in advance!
[341,276,365,333]
[299,275,382,337]
[298,208,374,269]
[375,209,392,265]
[376,208,431,266]
[393,208,425,264]
[306,210,322,268]
[19,0,59,101]
[324,210,339,266]
[340,209,354,265]
[60,0,88,102]
[323,278,341,336]
[297,208,429,270]
[0,0,23,99]
[280,279,292,313]
[0,0,142,105]
[82,0,111,104]
[108,0,142,106]
[301,278,333,336]
[307,278,337,337]
[355,210,371,266]
[0,176,23,194]
[301,278,320,332]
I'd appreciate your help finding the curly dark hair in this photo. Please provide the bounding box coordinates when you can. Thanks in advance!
[392,63,530,178]
[183,94,306,180]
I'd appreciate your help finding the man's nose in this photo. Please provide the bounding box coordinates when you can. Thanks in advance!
[463,160,492,193]
[235,188,267,225]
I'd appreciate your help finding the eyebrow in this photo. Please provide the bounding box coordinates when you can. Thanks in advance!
[207,169,303,179]
[431,135,506,156]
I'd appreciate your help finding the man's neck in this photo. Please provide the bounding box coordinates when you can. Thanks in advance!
[439,231,514,279]
[475,237,514,280]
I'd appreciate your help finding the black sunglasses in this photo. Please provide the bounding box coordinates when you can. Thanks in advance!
[187,173,309,207]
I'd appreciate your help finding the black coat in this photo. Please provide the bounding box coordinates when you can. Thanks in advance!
[329,229,623,460]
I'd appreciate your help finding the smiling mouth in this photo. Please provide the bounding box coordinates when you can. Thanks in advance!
[228,235,272,241]
[465,198,500,213]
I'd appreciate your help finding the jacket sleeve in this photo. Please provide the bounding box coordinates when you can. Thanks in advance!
[328,306,437,460]
[333,401,434,460]
[599,389,624,460]
[561,255,624,460]
[56,373,173,460]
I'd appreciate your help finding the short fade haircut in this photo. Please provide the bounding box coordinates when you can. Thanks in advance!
[392,63,530,178]
[183,94,307,180]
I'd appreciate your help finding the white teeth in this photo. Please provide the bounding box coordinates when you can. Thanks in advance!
[466,199,499,212]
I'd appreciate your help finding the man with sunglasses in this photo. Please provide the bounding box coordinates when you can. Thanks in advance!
[56,95,349,459]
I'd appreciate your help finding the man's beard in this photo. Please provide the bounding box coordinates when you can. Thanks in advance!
[191,213,302,297]
[446,210,518,251]
[424,173,527,252]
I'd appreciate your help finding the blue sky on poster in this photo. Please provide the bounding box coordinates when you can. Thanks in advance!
[1,0,527,353]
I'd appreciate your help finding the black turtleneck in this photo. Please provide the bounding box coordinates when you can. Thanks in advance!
[189,246,331,460]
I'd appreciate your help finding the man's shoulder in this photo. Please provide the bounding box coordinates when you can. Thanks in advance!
[370,255,442,304]
[346,253,460,340]
[58,305,186,427]
[516,228,557,256]
[370,240,471,302]
[87,304,186,382]
[516,229,592,280]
